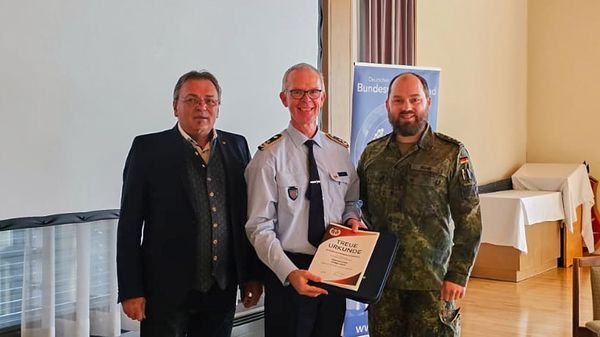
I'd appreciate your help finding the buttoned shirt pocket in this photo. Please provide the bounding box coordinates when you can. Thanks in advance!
[277,172,303,203]
[325,170,350,221]
[406,164,448,218]
[328,171,350,185]
[274,172,306,241]
[407,163,446,187]
[363,170,390,225]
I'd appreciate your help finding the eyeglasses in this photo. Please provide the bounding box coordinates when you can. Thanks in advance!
[182,96,219,108]
[285,89,322,100]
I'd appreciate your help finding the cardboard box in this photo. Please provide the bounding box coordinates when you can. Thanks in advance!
[471,220,560,282]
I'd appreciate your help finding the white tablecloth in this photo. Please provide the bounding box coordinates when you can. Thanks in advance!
[511,163,595,250]
[480,190,564,253]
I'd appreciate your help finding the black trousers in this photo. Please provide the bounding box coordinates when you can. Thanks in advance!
[264,252,346,337]
[140,284,237,337]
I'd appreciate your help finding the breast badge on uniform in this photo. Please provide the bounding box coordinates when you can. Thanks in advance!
[325,133,349,148]
[258,133,283,151]
[287,186,298,201]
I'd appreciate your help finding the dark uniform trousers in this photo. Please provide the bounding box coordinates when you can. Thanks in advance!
[264,252,346,337]
[368,288,461,337]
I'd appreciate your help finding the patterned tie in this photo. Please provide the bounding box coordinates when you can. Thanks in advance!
[305,140,325,247]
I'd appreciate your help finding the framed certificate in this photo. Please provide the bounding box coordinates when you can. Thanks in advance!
[308,223,399,303]
[308,223,379,291]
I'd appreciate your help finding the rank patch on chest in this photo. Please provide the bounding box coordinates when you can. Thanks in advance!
[287,186,299,201]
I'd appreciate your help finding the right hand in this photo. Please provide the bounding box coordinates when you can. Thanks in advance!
[242,280,264,308]
[122,297,146,321]
[287,269,328,297]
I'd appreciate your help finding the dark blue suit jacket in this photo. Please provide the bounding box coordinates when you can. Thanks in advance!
[116,126,262,318]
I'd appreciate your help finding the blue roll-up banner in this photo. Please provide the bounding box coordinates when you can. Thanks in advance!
[342,63,441,337]
[343,299,370,337]
[349,62,441,166]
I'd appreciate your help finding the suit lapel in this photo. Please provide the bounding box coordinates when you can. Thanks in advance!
[216,130,233,176]
[167,126,200,216]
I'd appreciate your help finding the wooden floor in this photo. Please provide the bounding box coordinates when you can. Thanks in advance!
[460,267,593,337]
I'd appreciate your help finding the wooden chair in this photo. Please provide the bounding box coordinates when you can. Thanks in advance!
[573,256,600,336]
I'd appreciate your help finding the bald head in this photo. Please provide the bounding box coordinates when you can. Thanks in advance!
[387,72,430,99]
[385,72,432,139]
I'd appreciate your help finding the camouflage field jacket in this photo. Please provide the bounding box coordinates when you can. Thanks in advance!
[357,125,482,290]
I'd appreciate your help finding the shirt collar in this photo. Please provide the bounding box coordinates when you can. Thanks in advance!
[389,123,433,151]
[177,123,217,149]
[287,123,324,149]
[415,123,433,150]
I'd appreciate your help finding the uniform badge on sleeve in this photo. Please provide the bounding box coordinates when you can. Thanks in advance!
[287,186,299,201]
[459,156,472,184]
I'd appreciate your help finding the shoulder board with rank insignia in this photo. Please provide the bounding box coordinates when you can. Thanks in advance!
[367,133,390,145]
[325,133,349,148]
[435,132,463,146]
[258,133,283,151]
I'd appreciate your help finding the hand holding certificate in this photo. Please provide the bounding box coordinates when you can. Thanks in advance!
[308,223,399,303]
[308,223,379,291]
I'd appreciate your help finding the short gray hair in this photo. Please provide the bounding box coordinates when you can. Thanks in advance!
[281,63,325,91]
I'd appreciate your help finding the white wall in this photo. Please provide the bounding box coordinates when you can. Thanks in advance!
[324,0,528,185]
[528,0,600,178]
[0,0,319,220]
[416,0,528,184]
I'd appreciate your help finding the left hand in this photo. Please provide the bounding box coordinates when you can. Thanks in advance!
[242,280,263,308]
[440,280,466,301]
[346,218,367,232]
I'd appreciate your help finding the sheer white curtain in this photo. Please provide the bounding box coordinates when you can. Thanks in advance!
[20,219,134,337]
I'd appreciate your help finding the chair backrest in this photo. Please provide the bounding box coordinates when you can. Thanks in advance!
[591,266,600,320]
[573,256,600,337]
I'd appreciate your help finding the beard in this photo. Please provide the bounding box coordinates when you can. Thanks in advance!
[389,110,428,137]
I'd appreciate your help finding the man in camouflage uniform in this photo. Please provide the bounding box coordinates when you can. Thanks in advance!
[357,72,481,337]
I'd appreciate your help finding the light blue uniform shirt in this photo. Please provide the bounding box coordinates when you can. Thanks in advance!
[245,124,361,284]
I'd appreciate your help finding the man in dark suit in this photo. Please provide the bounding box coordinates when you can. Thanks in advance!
[117,70,263,337]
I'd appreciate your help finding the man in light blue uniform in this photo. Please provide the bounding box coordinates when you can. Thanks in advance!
[245,63,363,337]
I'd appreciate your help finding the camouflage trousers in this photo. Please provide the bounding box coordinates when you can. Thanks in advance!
[368,289,460,337]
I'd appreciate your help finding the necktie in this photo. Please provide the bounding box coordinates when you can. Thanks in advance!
[305,140,325,247]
